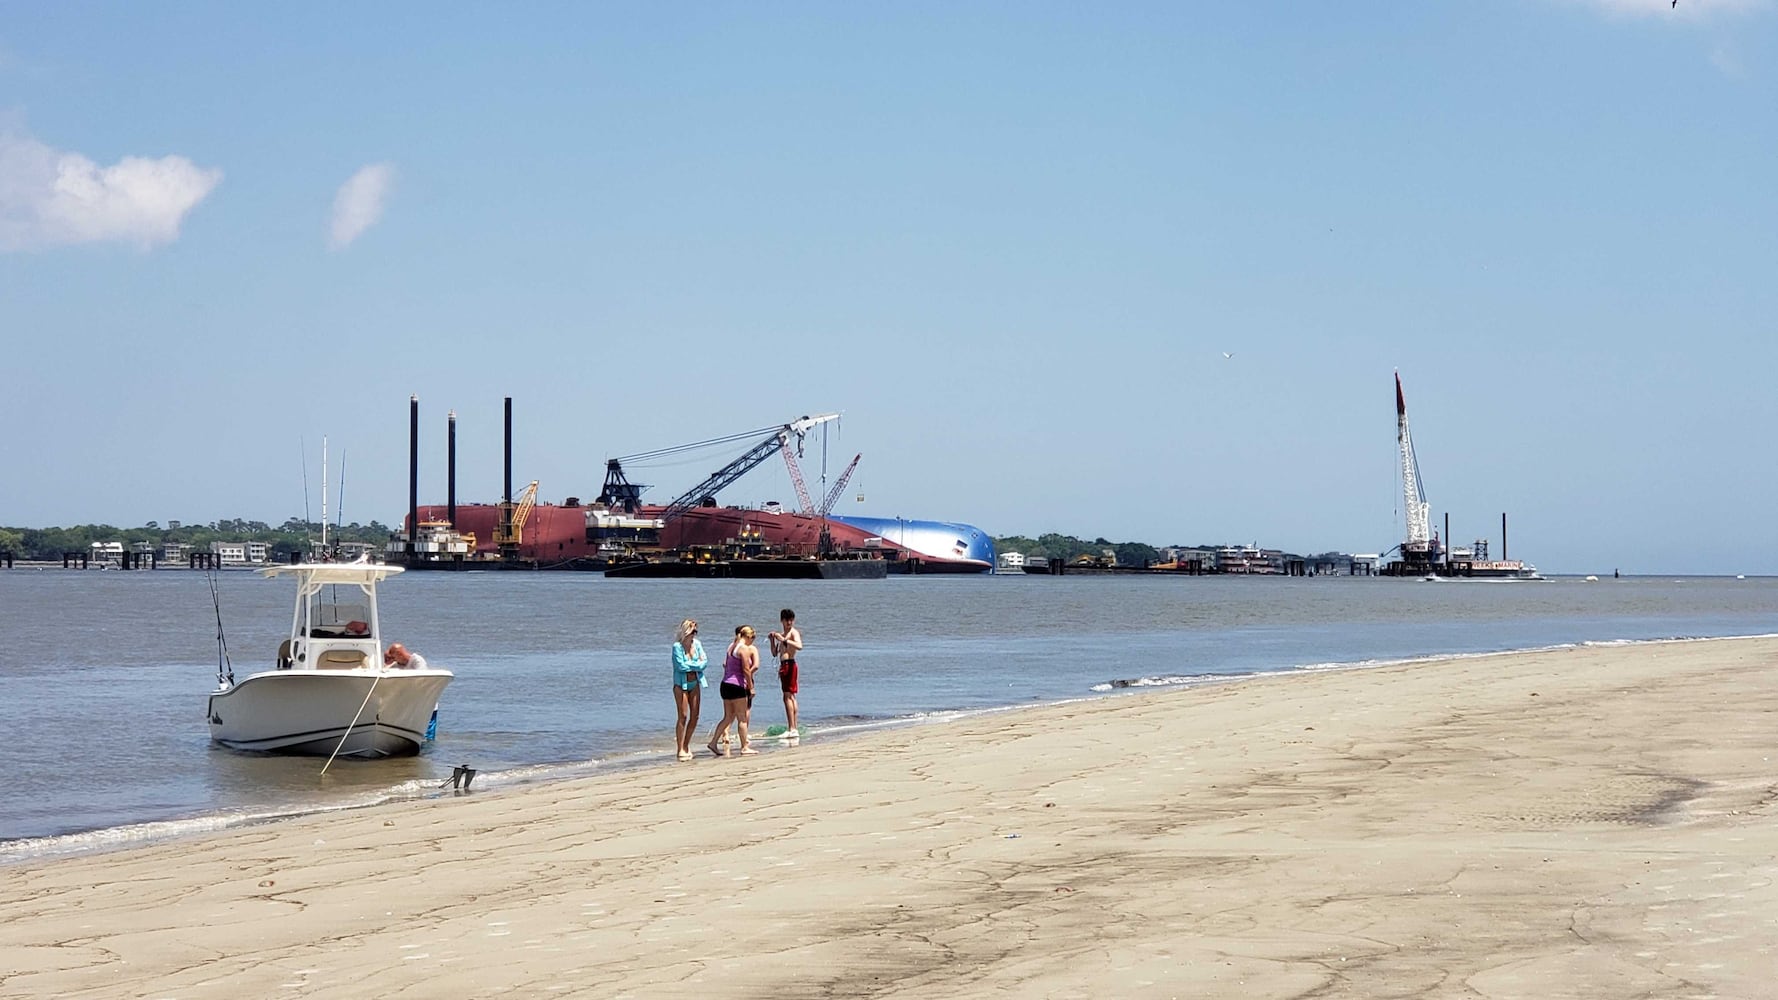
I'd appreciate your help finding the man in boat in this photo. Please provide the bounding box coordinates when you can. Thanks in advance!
[384,642,428,670]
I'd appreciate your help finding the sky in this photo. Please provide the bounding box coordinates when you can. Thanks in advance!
[2,1,1774,574]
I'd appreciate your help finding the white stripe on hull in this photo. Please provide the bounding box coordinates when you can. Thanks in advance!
[207,670,452,758]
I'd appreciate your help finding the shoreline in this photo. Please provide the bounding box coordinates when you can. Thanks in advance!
[6,630,1773,865]
[4,634,1777,996]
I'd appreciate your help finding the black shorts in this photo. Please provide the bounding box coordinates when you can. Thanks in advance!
[719,681,753,706]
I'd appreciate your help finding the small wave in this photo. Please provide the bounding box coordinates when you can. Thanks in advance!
[0,798,376,864]
[812,704,1027,738]
[1090,634,1778,695]
[0,761,615,865]
[1292,646,1570,673]
[1090,674,1208,692]
[1577,633,1778,648]
[462,758,605,788]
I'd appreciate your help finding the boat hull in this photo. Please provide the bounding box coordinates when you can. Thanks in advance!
[207,670,454,757]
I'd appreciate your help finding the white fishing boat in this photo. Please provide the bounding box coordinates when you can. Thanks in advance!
[206,562,452,757]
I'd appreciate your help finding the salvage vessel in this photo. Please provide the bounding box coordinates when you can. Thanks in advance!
[1381,373,1541,580]
[395,406,994,573]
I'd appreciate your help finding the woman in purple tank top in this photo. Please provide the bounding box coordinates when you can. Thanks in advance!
[706,625,759,756]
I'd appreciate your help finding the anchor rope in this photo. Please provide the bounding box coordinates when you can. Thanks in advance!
[321,669,383,776]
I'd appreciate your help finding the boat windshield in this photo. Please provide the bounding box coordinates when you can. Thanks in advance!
[308,599,372,637]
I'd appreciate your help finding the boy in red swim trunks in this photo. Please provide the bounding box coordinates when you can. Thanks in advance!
[768,608,803,739]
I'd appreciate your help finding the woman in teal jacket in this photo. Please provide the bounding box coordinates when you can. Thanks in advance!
[671,619,708,761]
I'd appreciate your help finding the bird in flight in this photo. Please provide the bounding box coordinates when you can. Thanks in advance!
[1222,351,1234,359]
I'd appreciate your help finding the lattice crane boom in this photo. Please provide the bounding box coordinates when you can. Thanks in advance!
[495,480,541,547]
[655,414,840,524]
[779,433,815,514]
[817,453,861,518]
[1396,373,1432,549]
[513,480,540,535]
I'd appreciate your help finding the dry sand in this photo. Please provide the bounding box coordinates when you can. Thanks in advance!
[4,637,1776,999]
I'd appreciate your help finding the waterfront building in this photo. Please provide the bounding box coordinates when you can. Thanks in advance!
[89,540,124,566]
[210,541,248,566]
[1216,545,1284,574]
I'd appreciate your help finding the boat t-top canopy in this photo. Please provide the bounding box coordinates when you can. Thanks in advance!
[260,562,406,586]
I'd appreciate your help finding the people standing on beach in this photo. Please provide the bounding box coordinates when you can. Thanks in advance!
[671,619,707,761]
[707,626,759,756]
[768,608,803,740]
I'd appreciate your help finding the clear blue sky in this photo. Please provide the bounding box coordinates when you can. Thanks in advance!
[3,2,1773,574]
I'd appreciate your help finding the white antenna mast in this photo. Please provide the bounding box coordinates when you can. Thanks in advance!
[320,435,329,555]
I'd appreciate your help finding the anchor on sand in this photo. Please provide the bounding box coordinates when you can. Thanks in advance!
[441,764,477,791]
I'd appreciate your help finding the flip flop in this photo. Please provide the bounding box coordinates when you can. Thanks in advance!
[737,747,760,755]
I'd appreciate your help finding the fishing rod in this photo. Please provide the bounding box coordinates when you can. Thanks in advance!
[300,437,313,554]
[206,566,234,686]
[335,447,348,540]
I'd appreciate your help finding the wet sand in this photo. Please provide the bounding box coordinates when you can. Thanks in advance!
[4,637,1776,998]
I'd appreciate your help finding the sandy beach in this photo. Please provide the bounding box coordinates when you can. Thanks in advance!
[4,637,1776,999]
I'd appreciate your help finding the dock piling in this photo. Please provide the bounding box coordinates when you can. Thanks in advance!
[407,394,419,558]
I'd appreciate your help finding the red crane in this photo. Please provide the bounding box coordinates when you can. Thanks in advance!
[815,453,861,555]
[817,454,861,518]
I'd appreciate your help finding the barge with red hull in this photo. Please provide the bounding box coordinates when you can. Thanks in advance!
[406,501,990,573]
[395,407,993,574]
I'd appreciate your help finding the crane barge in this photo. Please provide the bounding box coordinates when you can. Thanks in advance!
[401,409,994,573]
[1381,373,1541,580]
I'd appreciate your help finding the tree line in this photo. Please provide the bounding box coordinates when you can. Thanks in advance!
[0,518,397,561]
[993,533,1164,567]
[993,533,1348,568]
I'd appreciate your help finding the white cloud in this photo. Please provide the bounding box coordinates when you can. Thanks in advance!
[1564,0,1768,17]
[328,163,396,250]
[0,131,221,252]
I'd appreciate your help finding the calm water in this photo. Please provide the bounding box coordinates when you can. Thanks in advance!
[1,569,1773,859]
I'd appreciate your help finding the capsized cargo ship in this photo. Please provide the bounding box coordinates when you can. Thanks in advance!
[408,500,994,572]
[400,410,994,573]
